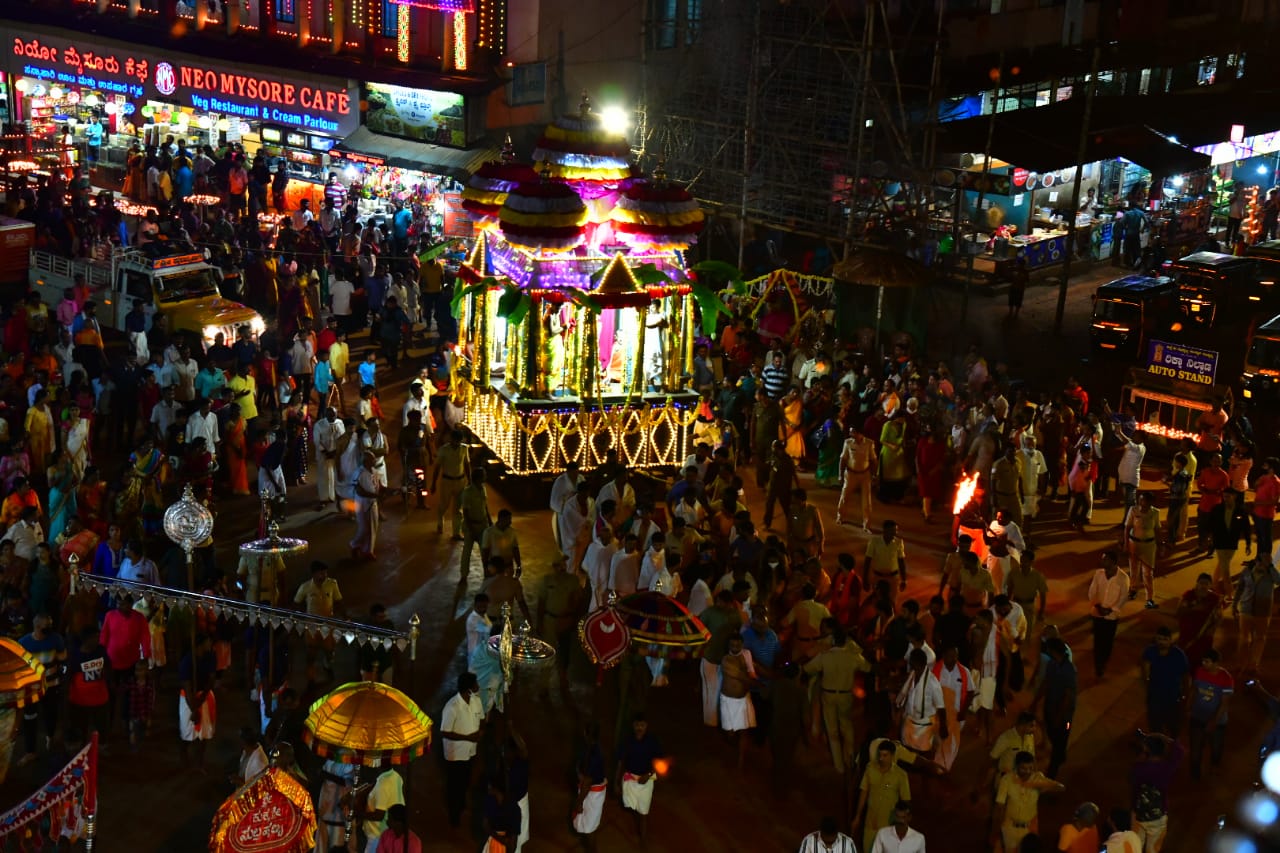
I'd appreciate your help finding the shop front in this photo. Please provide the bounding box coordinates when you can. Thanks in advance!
[1,24,358,187]
[328,80,499,239]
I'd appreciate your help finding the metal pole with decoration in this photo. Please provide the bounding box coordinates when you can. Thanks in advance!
[163,485,215,692]
[239,521,309,693]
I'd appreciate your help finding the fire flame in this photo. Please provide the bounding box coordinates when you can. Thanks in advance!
[652,758,671,777]
[1140,423,1198,441]
[952,472,980,516]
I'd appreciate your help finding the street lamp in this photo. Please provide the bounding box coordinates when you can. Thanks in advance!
[600,105,630,136]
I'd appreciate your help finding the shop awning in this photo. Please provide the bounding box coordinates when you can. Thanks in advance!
[336,128,501,182]
[937,96,1212,174]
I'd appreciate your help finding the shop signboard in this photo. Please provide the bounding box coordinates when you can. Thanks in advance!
[1146,339,1218,386]
[5,28,358,136]
[441,192,474,239]
[363,83,465,149]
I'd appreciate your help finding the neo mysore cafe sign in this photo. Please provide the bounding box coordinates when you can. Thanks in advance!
[11,35,355,134]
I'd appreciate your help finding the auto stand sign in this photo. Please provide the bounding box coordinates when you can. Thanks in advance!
[1146,339,1218,386]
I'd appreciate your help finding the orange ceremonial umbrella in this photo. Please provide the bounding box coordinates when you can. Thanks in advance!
[303,682,433,767]
[0,638,46,709]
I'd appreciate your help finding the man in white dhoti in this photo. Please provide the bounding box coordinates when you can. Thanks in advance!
[558,485,594,568]
[1019,436,1048,522]
[931,645,974,772]
[313,407,345,509]
[349,452,381,560]
[597,469,636,525]
[583,527,618,609]
[617,714,664,847]
[719,634,758,767]
[896,648,946,757]
[359,418,389,489]
[550,461,581,547]
[982,510,1025,595]
[573,721,608,849]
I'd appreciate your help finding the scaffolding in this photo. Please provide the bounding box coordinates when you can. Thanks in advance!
[640,0,941,253]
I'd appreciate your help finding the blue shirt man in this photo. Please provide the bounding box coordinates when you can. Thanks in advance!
[740,616,780,689]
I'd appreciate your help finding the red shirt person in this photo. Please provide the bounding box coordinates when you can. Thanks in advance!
[99,595,151,675]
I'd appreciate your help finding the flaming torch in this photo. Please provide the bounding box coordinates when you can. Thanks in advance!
[952,472,981,516]
[951,471,988,559]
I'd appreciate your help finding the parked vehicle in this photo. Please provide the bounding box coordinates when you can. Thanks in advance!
[30,243,264,349]
[1089,274,1178,359]
[1162,251,1258,327]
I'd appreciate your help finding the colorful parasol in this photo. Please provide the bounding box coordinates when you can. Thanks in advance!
[610,166,705,251]
[578,604,632,669]
[614,591,710,647]
[0,638,46,709]
[209,767,316,853]
[532,94,633,188]
[303,682,433,767]
[498,178,589,253]
[462,138,541,232]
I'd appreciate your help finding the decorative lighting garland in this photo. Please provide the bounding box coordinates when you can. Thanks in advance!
[452,11,468,70]
[397,2,411,61]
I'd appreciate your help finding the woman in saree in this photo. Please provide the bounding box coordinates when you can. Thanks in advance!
[878,412,909,504]
[814,419,843,487]
[116,438,165,540]
[75,466,108,539]
[46,450,78,545]
[0,440,30,495]
[222,405,250,496]
[282,399,310,486]
[92,523,126,579]
[23,388,54,476]
[62,403,90,481]
[914,423,948,524]
[55,515,99,575]
[779,386,807,464]
[183,437,217,507]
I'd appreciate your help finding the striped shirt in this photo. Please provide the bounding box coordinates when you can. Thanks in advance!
[762,364,789,399]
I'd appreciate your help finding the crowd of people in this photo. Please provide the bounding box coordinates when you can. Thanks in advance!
[0,154,1276,852]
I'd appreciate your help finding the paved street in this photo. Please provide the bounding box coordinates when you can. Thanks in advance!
[2,263,1267,852]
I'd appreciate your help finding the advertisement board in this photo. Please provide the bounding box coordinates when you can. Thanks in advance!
[1146,339,1218,386]
[6,29,358,136]
[363,83,465,148]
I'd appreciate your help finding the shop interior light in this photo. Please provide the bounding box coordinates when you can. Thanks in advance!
[217,118,231,132]
[1171,176,1185,188]
[49,86,63,100]
[82,94,100,108]
[1260,164,1270,175]
[239,122,251,136]
[344,165,359,180]
[600,105,629,136]
[196,115,213,130]
[103,103,118,116]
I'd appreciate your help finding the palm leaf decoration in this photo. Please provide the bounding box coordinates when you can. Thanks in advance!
[450,276,500,319]
[689,260,747,295]
[418,240,453,262]
[632,263,672,286]
[495,283,532,326]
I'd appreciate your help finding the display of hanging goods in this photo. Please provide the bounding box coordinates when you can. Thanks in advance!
[613,591,711,646]
[209,768,317,853]
[611,179,706,251]
[463,159,540,231]
[303,681,433,767]
[578,604,632,669]
[498,180,589,253]
[0,638,46,709]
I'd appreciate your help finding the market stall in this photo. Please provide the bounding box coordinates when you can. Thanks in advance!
[454,96,706,475]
